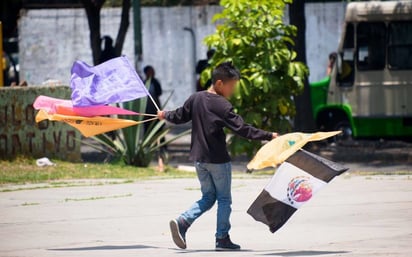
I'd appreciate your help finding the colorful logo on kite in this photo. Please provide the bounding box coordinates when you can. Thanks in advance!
[287,176,313,205]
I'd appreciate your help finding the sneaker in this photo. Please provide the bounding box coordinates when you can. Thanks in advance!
[169,217,189,249]
[215,235,241,251]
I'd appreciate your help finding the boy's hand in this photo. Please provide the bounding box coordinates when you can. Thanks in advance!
[157,111,166,120]
[272,132,279,139]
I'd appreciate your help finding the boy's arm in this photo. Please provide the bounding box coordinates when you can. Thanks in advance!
[158,95,193,124]
[223,108,276,141]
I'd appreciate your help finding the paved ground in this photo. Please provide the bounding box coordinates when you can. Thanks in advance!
[1,173,411,257]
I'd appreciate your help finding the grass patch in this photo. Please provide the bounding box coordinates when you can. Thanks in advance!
[0,157,195,185]
[21,202,40,206]
[184,187,199,191]
[64,193,132,202]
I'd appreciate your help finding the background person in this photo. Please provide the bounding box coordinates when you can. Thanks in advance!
[99,36,116,64]
[195,49,215,91]
[327,52,337,76]
[143,65,165,171]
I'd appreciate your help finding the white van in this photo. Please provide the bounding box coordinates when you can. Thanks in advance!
[310,1,412,139]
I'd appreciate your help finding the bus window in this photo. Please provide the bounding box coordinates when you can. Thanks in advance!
[339,23,354,87]
[388,21,412,70]
[356,22,386,70]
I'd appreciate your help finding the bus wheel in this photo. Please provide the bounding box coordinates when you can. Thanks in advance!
[333,121,353,143]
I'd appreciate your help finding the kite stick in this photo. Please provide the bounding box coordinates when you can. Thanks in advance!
[139,117,159,123]
[147,93,161,112]
[143,77,161,112]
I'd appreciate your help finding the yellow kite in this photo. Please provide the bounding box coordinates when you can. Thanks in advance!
[247,131,341,170]
[35,109,153,137]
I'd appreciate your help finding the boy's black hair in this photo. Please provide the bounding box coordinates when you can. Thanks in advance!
[211,62,240,85]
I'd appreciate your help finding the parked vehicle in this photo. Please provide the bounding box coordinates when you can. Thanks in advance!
[310,1,412,140]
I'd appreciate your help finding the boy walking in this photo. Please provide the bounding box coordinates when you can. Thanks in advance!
[158,62,277,251]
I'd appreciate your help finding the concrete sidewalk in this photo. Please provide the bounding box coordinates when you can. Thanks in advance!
[0,174,411,257]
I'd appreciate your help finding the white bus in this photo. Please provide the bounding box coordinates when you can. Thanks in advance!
[310,1,412,140]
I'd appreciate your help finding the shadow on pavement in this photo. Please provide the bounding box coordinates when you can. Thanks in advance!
[49,244,157,251]
[261,250,349,256]
[174,248,254,253]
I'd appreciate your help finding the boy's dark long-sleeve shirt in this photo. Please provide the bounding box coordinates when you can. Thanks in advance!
[165,91,272,164]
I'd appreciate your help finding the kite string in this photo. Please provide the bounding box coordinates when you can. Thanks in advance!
[139,117,159,123]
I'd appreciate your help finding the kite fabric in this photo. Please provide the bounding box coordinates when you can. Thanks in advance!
[33,95,72,114]
[33,56,161,137]
[247,131,341,170]
[33,95,149,117]
[58,105,142,117]
[35,109,155,137]
[247,149,348,233]
[70,56,151,107]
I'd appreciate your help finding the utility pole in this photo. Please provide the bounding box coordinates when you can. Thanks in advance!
[132,0,143,75]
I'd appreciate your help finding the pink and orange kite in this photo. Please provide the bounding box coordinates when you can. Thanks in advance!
[34,56,159,137]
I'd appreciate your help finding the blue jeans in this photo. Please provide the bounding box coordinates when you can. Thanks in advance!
[180,162,232,239]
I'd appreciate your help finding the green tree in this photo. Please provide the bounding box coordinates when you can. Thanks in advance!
[202,0,309,157]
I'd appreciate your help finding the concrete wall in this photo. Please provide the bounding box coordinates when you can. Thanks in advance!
[19,6,220,110]
[305,2,346,81]
[19,3,346,109]
[0,86,81,161]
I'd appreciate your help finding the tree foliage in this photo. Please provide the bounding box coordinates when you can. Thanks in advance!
[202,0,309,157]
